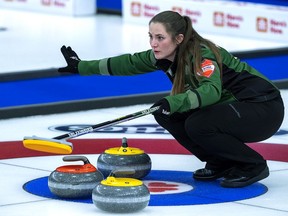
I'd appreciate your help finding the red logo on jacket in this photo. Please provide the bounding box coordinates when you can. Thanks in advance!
[197,59,215,78]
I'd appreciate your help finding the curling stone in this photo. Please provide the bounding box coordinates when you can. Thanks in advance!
[97,137,151,179]
[92,170,150,213]
[48,156,103,198]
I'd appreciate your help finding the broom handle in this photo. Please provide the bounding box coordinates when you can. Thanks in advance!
[53,106,160,140]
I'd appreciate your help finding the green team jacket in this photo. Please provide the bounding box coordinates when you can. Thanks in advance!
[78,46,280,114]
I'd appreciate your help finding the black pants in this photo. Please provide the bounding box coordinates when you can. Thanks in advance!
[154,96,284,172]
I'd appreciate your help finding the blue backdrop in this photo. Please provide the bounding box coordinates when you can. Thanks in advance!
[1,53,288,109]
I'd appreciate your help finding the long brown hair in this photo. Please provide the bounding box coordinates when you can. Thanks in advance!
[150,11,222,95]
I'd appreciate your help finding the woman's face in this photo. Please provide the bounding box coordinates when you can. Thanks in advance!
[149,22,178,61]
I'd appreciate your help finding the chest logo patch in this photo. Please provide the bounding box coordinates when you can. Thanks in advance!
[197,59,215,78]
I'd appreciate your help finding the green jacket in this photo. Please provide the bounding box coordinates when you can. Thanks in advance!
[78,47,279,114]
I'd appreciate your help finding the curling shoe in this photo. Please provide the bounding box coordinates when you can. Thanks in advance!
[193,168,232,181]
[220,166,269,188]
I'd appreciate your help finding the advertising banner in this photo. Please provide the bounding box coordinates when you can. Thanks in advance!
[0,0,96,16]
[123,0,288,42]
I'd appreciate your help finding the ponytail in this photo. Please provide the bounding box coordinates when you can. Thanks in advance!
[171,16,193,95]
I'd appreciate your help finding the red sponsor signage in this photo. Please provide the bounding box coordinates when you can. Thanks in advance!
[214,12,243,28]
[131,2,141,16]
[130,2,160,17]
[257,17,287,34]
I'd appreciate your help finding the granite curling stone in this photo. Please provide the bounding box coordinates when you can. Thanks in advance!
[48,156,103,198]
[97,137,151,179]
[92,170,150,213]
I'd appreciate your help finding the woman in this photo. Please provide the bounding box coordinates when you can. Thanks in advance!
[58,11,284,188]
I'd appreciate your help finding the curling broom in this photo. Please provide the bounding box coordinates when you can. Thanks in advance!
[23,106,159,154]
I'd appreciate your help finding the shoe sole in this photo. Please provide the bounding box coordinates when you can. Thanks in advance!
[193,169,232,181]
[220,167,269,188]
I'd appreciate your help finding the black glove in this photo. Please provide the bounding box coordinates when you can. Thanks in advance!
[151,98,171,116]
[58,45,81,73]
